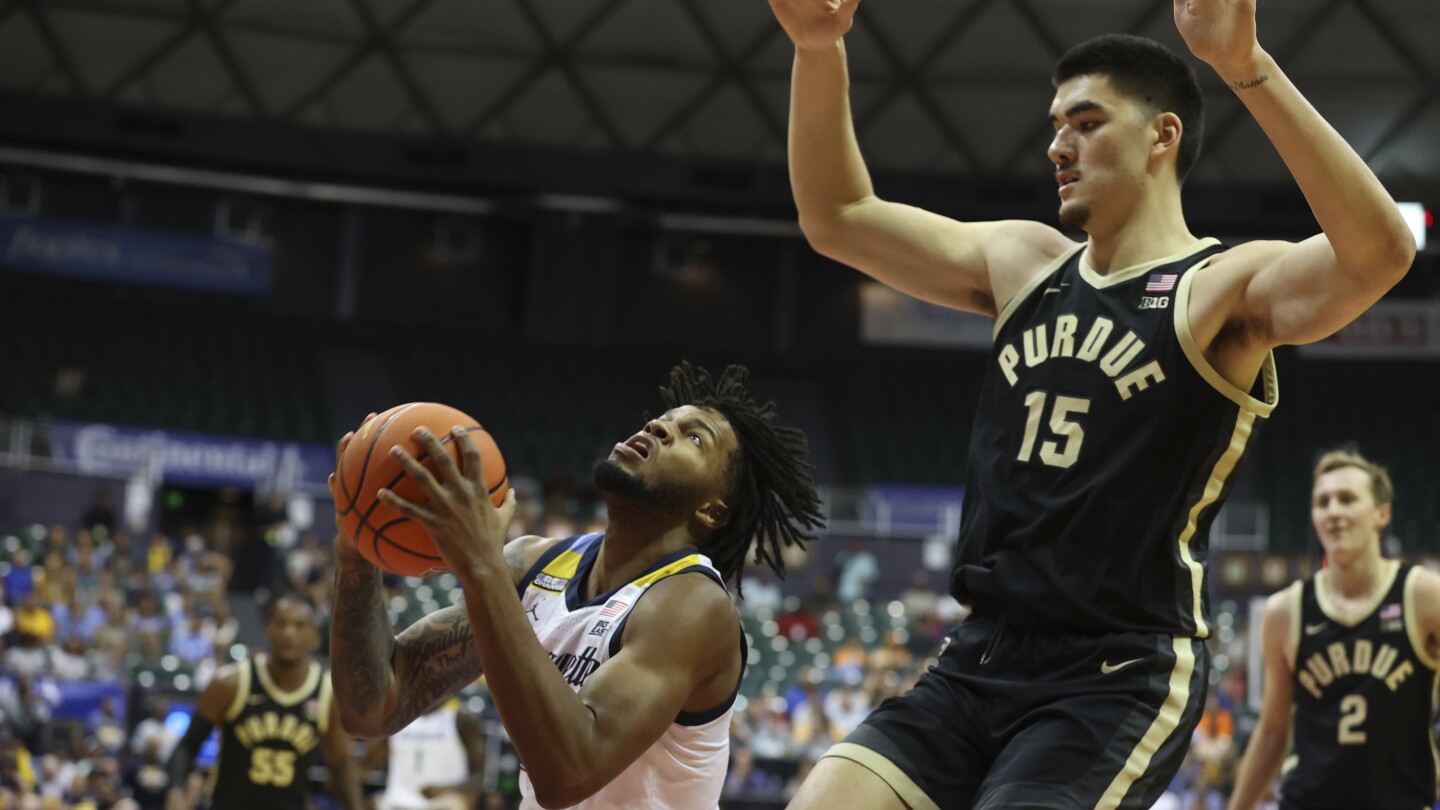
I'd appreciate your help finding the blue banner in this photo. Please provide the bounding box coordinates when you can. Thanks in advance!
[50,421,334,491]
[0,213,271,295]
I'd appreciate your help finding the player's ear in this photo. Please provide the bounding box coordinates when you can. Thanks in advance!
[1377,502,1392,532]
[697,500,730,531]
[1150,111,1183,164]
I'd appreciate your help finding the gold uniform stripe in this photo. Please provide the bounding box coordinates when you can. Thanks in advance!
[633,554,705,588]
[318,672,333,734]
[1284,580,1303,672]
[1095,637,1196,810]
[224,659,252,722]
[529,548,585,591]
[254,654,323,707]
[1173,410,1258,638]
[821,742,942,810]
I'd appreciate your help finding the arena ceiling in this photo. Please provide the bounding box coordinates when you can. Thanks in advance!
[0,0,1436,196]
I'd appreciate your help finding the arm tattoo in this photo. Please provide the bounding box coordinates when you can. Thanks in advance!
[330,562,396,730]
[387,604,484,734]
[1231,74,1269,91]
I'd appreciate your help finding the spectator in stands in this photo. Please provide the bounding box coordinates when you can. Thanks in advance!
[128,699,178,764]
[834,539,879,604]
[830,634,869,682]
[0,727,36,802]
[169,612,213,667]
[49,636,90,681]
[13,592,55,646]
[0,674,52,755]
[87,696,127,756]
[52,590,104,644]
[201,599,239,653]
[3,629,47,678]
[823,681,874,738]
[870,628,914,673]
[145,533,172,576]
[898,571,939,619]
[82,490,117,538]
[122,736,172,810]
[777,595,821,641]
[0,581,14,642]
[4,548,36,604]
[131,593,168,639]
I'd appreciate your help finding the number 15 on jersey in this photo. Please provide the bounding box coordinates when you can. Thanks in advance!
[1019,390,1091,469]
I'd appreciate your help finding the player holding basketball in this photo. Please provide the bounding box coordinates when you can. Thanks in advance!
[164,595,363,810]
[1228,449,1440,810]
[328,363,823,809]
[770,0,1416,805]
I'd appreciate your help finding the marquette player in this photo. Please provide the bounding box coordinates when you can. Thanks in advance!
[374,701,487,810]
[165,595,363,810]
[770,0,1416,805]
[328,363,823,809]
[1228,450,1440,810]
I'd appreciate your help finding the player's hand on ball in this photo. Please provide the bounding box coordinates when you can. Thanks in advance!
[378,426,518,578]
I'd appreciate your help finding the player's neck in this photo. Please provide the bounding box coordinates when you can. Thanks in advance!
[1084,185,1195,274]
[1323,550,1392,601]
[589,520,698,598]
[263,653,311,691]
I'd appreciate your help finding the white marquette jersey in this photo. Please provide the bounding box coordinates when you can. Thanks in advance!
[379,708,470,810]
[516,533,742,810]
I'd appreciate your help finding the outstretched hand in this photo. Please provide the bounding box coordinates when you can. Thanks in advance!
[1174,0,1262,76]
[377,426,518,580]
[769,0,861,52]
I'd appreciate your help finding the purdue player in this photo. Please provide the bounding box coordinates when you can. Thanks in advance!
[770,0,1416,806]
[328,363,823,809]
[165,595,363,810]
[1228,451,1440,810]
[374,702,486,810]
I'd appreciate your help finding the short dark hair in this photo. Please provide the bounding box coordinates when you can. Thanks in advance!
[262,592,315,625]
[1053,34,1205,183]
[658,362,825,591]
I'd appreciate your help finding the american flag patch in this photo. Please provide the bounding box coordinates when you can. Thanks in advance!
[598,599,629,619]
[1381,603,1402,621]
[1145,273,1178,292]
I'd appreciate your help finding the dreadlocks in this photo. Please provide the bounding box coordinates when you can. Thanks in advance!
[658,361,825,590]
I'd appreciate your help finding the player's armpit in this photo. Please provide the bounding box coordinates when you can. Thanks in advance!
[1210,233,1410,351]
[525,575,739,809]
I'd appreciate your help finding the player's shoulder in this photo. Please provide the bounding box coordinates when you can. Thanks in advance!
[626,570,737,643]
[1195,239,1292,279]
[984,220,1079,270]
[504,534,568,586]
[1264,580,1304,617]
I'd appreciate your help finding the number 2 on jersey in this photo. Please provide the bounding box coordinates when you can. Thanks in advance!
[1019,391,1091,468]
[1338,694,1366,745]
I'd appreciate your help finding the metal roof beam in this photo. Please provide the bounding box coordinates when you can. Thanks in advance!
[103,0,244,101]
[185,0,266,116]
[1346,0,1440,163]
[343,0,445,136]
[853,8,990,172]
[281,0,438,121]
[501,0,628,150]
[461,0,630,140]
[24,0,86,95]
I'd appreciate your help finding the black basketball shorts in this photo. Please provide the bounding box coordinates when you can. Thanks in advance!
[824,614,1209,810]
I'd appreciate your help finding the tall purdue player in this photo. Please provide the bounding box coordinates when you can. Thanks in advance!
[328,363,824,809]
[164,595,363,810]
[771,0,1416,806]
[1228,450,1440,810]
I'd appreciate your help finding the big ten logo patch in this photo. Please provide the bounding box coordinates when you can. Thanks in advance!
[1138,296,1170,310]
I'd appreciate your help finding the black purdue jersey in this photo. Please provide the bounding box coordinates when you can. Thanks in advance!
[208,654,331,810]
[951,239,1278,635]
[1281,562,1439,810]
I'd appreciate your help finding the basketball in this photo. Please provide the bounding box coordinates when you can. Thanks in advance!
[333,402,508,578]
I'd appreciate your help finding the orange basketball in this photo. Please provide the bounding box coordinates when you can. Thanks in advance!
[333,402,508,578]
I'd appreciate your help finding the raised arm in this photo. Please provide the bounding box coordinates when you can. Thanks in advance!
[1177,0,1415,349]
[328,534,549,738]
[770,0,1073,316]
[1227,585,1298,810]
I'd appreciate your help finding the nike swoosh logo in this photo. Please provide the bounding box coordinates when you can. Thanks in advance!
[1305,622,1329,636]
[1043,288,1062,295]
[1101,658,1143,675]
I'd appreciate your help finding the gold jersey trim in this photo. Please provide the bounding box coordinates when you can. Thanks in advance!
[632,554,706,588]
[992,242,1086,339]
[529,548,586,592]
[1313,559,1400,629]
[1078,238,1221,289]
[1095,637,1197,809]
[1173,268,1279,417]
[1284,580,1304,672]
[254,654,323,707]
[224,661,252,722]
[821,742,941,810]
[1403,567,1440,671]
[1173,410,1260,638]
[318,672,333,735]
